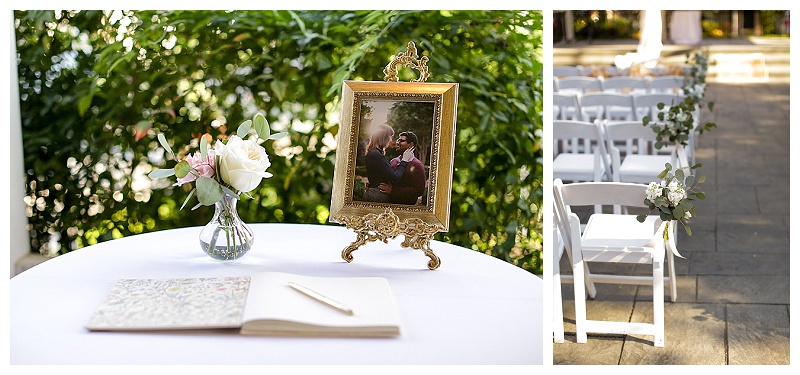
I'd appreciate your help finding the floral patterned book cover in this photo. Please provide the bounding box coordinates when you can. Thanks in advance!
[85,276,251,330]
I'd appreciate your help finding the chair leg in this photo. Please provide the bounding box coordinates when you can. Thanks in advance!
[653,258,665,347]
[553,246,565,343]
[572,255,588,343]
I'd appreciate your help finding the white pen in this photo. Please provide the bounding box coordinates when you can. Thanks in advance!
[287,281,355,316]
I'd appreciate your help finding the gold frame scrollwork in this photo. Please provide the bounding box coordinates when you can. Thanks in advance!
[329,43,458,270]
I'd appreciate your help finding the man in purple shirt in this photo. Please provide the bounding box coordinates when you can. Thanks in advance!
[379,131,426,205]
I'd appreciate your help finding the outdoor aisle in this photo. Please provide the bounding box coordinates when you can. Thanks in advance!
[553,81,790,365]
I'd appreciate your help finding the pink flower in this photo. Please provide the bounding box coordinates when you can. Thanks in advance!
[176,150,216,186]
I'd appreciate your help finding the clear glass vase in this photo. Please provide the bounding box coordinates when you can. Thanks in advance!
[198,195,254,260]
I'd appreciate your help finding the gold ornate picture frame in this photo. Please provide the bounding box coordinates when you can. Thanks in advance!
[330,80,458,269]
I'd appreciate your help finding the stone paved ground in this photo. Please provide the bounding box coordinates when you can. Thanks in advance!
[552,81,791,365]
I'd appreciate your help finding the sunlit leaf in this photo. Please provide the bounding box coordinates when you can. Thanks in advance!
[270,80,288,102]
[134,121,152,141]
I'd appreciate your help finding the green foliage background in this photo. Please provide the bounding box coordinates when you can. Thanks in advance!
[15,10,543,274]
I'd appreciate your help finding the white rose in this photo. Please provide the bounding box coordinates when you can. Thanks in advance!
[215,135,272,193]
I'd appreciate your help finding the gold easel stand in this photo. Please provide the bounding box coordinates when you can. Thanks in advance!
[383,41,430,83]
[335,209,442,270]
[335,41,442,269]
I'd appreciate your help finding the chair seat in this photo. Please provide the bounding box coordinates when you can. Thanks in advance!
[619,154,672,183]
[582,214,664,263]
[553,153,597,181]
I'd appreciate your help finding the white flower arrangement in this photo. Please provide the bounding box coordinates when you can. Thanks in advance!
[148,113,287,209]
[637,162,706,237]
[683,48,714,111]
[643,97,716,150]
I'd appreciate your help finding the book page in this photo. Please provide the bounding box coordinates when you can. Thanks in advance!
[242,272,401,336]
[86,276,250,331]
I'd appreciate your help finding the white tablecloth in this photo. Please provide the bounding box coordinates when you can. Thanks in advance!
[10,223,542,365]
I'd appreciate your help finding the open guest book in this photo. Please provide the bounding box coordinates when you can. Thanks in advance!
[85,272,401,337]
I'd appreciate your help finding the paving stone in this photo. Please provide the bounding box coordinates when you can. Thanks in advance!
[697,275,790,304]
[716,215,789,254]
[621,302,726,364]
[690,252,789,276]
[676,229,716,253]
[634,275,697,303]
[714,185,758,212]
[727,304,790,365]
[755,185,791,214]
[553,334,625,365]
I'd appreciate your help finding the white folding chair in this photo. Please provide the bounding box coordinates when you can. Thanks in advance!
[601,120,676,184]
[649,75,685,94]
[552,119,610,183]
[553,179,673,347]
[578,92,636,123]
[632,93,686,122]
[553,93,581,121]
[552,221,566,343]
[554,65,584,77]
[554,76,603,95]
[600,76,650,95]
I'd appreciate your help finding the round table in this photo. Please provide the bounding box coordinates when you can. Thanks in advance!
[10,223,542,364]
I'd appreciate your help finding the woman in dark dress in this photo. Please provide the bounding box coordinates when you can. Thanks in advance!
[362,123,414,202]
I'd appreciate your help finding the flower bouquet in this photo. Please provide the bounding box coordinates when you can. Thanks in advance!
[683,48,714,111]
[637,162,706,258]
[148,113,286,260]
[642,97,716,150]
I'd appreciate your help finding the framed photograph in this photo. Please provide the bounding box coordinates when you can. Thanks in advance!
[330,80,459,231]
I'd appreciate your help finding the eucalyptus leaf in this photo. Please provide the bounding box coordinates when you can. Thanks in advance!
[253,113,270,140]
[180,188,196,211]
[174,160,191,178]
[673,205,685,219]
[268,131,288,140]
[696,191,706,200]
[200,134,209,160]
[636,214,647,223]
[196,176,223,206]
[148,168,175,179]
[237,120,252,139]
[157,133,173,156]
[675,168,684,181]
[684,175,696,187]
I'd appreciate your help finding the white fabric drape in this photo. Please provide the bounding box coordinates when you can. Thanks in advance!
[670,10,702,45]
[615,10,663,70]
